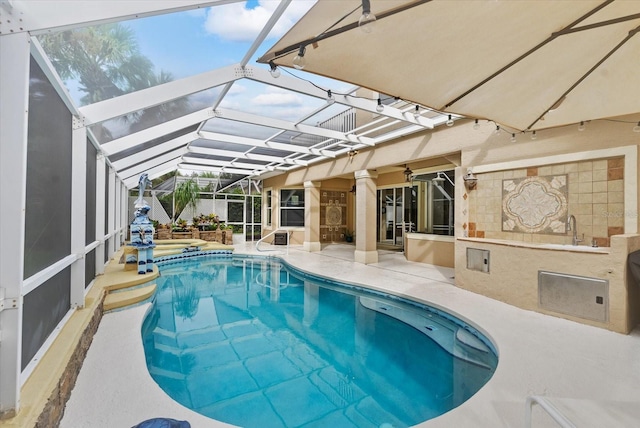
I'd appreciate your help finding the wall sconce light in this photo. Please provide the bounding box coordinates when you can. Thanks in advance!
[347,149,358,162]
[463,168,478,190]
[350,184,356,194]
[403,164,413,182]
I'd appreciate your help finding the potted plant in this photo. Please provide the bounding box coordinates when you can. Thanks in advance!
[172,219,192,239]
[223,224,234,245]
[208,213,220,229]
[344,229,354,243]
[156,223,172,240]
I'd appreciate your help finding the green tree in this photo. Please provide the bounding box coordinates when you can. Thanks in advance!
[39,24,152,105]
[174,179,200,220]
[39,23,190,140]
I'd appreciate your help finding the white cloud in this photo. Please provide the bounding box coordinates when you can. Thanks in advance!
[226,83,247,96]
[203,0,316,42]
[251,91,303,107]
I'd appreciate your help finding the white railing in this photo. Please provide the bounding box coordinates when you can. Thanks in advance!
[525,396,577,428]
[255,229,291,254]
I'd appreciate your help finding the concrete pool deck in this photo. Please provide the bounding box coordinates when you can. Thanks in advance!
[59,243,640,427]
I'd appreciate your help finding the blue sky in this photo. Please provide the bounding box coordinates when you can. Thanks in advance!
[42,0,365,144]
[51,0,358,131]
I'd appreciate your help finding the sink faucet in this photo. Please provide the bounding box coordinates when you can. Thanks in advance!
[566,215,583,245]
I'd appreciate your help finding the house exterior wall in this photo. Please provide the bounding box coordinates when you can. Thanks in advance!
[466,157,624,247]
[455,234,639,334]
[263,114,640,333]
[405,234,455,268]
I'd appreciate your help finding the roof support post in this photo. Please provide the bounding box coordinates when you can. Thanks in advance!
[303,181,322,252]
[354,170,378,264]
[95,155,106,274]
[114,176,122,250]
[70,124,87,308]
[107,168,116,260]
[0,31,30,417]
[121,180,128,245]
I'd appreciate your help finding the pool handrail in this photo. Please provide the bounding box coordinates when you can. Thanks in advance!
[525,396,577,428]
[255,229,291,254]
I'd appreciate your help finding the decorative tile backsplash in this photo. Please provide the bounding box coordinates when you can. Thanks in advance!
[502,175,568,234]
[320,190,347,242]
[468,157,624,246]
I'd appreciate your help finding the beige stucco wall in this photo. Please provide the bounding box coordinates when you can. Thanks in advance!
[461,118,640,234]
[405,234,455,268]
[455,234,640,333]
[262,178,353,244]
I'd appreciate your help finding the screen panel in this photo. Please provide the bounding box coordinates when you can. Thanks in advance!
[85,248,96,288]
[22,266,71,370]
[24,57,73,278]
[86,139,97,244]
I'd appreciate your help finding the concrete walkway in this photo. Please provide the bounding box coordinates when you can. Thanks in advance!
[60,244,640,427]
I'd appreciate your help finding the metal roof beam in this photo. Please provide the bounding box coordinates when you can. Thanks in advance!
[182,155,287,172]
[198,131,336,158]
[178,163,268,176]
[247,66,435,128]
[111,132,197,170]
[123,158,183,188]
[102,108,212,155]
[187,146,308,166]
[209,1,292,111]
[119,147,189,179]
[214,107,374,146]
[5,0,240,36]
[79,64,240,125]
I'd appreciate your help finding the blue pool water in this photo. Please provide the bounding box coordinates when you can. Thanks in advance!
[142,255,497,427]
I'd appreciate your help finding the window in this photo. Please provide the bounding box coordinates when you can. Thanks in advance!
[265,189,272,227]
[412,170,455,236]
[280,189,304,227]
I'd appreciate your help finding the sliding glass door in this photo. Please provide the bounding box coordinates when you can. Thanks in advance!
[377,186,417,247]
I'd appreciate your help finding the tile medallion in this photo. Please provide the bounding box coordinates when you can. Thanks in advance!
[502,175,568,234]
[326,203,342,226]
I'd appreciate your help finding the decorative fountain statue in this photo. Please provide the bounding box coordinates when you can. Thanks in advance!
[129,173,156,274]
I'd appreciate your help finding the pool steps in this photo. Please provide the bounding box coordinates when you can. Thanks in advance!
[103,240,234,312]
[104,283,157,311]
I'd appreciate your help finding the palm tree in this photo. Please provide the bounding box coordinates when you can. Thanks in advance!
[173,178,200,221]
[39,23,191,140]
[39,24,147,104]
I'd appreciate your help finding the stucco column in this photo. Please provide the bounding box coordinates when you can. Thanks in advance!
[354,170,378,264]
[303,181,322,252]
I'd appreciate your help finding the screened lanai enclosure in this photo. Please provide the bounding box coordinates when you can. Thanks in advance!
[138,175,263,241]
[0,0,456,416]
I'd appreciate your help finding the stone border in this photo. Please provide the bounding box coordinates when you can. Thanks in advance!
[35,297,105,427]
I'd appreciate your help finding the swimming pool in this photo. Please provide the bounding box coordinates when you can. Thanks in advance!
[142,255,497,427]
